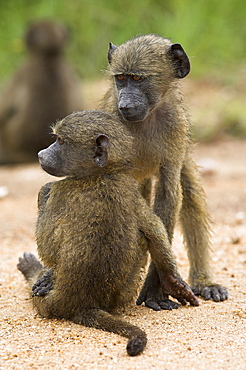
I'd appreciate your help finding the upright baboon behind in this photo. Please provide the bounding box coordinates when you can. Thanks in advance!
[101,35,228,309]
[17,110,198,356]
[0,20,82,164]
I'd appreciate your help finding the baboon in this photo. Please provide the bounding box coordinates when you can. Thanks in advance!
[17,110,198,356]
[0,20,82,164]
[101,35,228,309]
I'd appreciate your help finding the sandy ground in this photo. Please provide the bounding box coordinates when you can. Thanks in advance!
[0,137,246,369]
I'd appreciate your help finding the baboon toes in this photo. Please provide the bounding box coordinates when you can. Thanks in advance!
[192,284,229,302]
[17,252,43,279]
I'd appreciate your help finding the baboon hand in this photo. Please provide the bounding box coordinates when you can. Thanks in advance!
[161,274,199,306]
[32,269,54,297]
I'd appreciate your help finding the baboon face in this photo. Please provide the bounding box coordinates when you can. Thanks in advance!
[38,133,111,177]
[114,74,150,122]
[38,110,134,177]
[108,35,190,122]
[38,137,79,177]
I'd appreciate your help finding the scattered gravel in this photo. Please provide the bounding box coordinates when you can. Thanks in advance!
[1,139,246,370]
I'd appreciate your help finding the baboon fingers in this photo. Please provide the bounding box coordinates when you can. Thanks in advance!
[161,274,200,307]
[32,269,54,297]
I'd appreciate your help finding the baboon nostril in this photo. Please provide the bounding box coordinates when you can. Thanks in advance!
[119,106,129,111]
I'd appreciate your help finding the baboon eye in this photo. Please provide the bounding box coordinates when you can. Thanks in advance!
[132,75,142,81]
[116,74,125,81]
[58,138,64,145]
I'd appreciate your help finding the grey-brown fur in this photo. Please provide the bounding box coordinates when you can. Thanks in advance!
[101,35,228,307]
[0,20,82,164]
[17,110,198,356]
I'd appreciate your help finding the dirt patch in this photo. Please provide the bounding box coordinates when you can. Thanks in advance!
[0,138,246,370]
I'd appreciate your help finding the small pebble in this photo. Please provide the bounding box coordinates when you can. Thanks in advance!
[197,158,217,176]
[235,211,245,224]
[0,186,9,198]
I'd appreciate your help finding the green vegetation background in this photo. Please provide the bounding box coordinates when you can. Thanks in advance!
[0,0,245,139]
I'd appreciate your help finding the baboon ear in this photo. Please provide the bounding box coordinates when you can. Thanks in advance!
[108,42,117,64]
[94,134,109,167]
[169,43,190,78]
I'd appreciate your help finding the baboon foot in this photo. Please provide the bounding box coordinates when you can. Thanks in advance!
[17,252,43,280]
[137,297,179,311]
[192,283,228,302]
[136,289,179,311]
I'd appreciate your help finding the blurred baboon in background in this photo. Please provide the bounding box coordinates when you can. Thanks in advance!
[0,20,83,164]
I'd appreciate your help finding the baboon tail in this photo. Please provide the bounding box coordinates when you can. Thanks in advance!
[73,308,147,356]
[17,252,44,282]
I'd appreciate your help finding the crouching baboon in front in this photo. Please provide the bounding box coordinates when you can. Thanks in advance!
[17,110,199,356]
[101,35,228,308]
[0,20,82,164]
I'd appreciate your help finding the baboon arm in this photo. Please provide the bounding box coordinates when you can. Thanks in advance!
[37,182,54,211]
[137,197,199,307]
[137,196,177,273]
[154,164,182,242]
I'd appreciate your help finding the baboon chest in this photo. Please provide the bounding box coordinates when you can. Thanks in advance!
[127,122,164,180]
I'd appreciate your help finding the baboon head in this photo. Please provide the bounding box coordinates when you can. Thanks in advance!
[38,110,134,177]
[25,20,68,55]
[107,34,190,122]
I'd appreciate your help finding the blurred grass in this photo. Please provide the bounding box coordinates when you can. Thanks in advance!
[1,0,245,80]
[0,0,245,140]
[184,79,246,142]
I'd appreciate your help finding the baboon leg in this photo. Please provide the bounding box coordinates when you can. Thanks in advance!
[180,158,228,301]
[17,252,53,299]
[73,308,147,356]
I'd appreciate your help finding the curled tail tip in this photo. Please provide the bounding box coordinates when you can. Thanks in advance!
[126,334,147,356]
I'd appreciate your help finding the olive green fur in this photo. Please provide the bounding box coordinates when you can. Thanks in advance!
[101,34,228,301]
[18,110,191,356]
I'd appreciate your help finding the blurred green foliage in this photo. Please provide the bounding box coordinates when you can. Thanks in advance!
[0,0,245,140]
[0,0,245,81]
